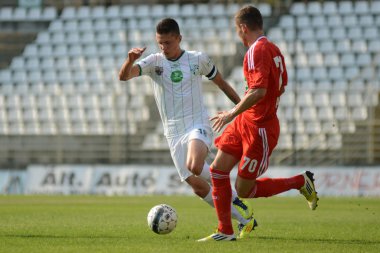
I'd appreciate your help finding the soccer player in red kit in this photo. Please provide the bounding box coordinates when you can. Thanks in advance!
[198,6,319,242]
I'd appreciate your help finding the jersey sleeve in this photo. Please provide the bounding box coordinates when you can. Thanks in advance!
[246,46,271,89]
[199,52,218,80]
[281,54,288,87]
[136,54,156,76]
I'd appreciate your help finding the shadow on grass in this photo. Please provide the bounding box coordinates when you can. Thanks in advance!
[255,236,380,245]
[2,234,126,239]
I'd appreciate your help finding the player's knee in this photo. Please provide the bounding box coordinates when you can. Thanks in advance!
[186,160,202,176]
[235,184,253,198]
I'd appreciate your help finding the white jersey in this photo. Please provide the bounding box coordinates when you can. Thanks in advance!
[137,50,217,138]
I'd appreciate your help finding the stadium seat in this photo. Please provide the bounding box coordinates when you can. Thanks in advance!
[351,40,367,53]
[318,107,334,121]
[328,67,344,81]
[358,14,374,27]
[326,134,342,149]
[41,7,57,21]
[371,1,380,14]
[181,4,195,17]
[92,6,105,19]
[307,2,322,15]
[338,1,353,15]
[347,27,362,40]
[327,15,342,28]
[331,27,346,40]
[330,92,346,107]
[298,28,314,41]
[315,28,331,41]
[301,107,318,122]
[351,107,368,120]
[343,15,358,27]
[308,53,323,67]
[322,1,338,15]
[296,16,310,28]
[226,3,240,16]
[258,3,271,17]
[105,5,120,19]
[324,53,339,67]
[355,1,369,14]
[334,107,349,121]
[345,66,360,81]
[363,27,378,40]
[0,7,12,21]
[290,2,306,16]
[294,134,309,149]
[61,6,76,20]
[335,39,351,54]
[13,8,27,21]
[279,15,294,28]
[311,15,325,28]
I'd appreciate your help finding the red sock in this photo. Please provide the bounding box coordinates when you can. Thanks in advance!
[210,167,233,235]
[249,175,305,198]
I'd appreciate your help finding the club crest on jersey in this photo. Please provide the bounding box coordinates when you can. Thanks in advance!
[155,66,163,75]
[170,70,183,83]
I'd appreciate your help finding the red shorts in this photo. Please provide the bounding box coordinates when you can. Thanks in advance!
[214,114,280,180]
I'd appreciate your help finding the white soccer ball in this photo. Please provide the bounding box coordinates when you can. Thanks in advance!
[147,204,178,234]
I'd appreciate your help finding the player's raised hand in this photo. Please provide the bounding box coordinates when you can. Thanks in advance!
[210,110,234,132]
[128,47,146,62]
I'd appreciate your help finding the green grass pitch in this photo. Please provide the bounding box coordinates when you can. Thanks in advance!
[0,195,379,253]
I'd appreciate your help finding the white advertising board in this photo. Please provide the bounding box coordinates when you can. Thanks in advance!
[0,170,26,194]
[25,165,94,195]
[90,165,192,195]
[1,165,379,196]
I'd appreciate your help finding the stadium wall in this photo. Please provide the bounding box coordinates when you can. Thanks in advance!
[1,165,380,196]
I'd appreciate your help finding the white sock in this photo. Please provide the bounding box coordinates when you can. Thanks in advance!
[202,188,214,207]
[202,187,249,225]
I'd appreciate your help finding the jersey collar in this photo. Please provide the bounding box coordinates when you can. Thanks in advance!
[166,50,185,62]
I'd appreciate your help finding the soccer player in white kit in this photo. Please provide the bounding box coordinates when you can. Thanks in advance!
[119,18,257,237]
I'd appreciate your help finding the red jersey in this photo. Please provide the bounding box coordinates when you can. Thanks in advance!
[242,36,287,124]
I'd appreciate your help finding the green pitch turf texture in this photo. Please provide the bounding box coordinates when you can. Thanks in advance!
[0,196,379,253]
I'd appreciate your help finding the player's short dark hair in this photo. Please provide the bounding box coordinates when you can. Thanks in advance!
[156,18,180,36]
[235,5,263,31]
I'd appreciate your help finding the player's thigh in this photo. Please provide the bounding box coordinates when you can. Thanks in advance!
[211,149,239,173]
[186,127,212,174]
[237,127,278,180]
[187,139,208,171]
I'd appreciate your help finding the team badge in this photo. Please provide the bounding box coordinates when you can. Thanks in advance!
[170,70,183,83]
[155,66,163,75]
[191,64,199,75]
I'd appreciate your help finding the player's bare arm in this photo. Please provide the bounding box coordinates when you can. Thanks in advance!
[211,72,241,105]
[118,47,146,81]
[211,88,266,132]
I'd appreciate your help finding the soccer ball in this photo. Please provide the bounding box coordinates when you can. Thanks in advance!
[147,204,177,235]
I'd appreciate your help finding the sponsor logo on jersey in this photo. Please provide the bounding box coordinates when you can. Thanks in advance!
[170,70,183,83]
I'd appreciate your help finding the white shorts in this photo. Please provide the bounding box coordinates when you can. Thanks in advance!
[166,126,213,182]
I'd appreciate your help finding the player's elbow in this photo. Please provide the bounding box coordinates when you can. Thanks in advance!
[256,88,267,98]
[249,88,266,100]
